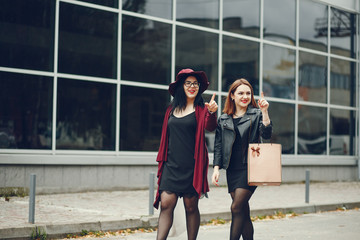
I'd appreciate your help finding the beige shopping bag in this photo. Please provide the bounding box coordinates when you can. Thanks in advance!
[247,143,282,186]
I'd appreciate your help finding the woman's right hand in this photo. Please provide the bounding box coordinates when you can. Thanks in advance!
[212,166,220,186]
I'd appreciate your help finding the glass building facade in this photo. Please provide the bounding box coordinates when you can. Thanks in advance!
[0,0,359,187]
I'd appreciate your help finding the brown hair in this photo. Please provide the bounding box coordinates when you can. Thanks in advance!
[223,78,257,115]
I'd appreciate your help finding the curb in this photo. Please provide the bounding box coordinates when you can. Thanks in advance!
[1,202,360,240]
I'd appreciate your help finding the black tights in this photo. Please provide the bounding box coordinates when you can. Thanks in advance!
[229,188,254,240]
[156,191,200,240]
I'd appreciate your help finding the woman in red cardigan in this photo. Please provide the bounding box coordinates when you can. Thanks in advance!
[154,68,218,240]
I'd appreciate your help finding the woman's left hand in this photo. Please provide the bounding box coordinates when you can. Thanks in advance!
[257,92,269,112]
[205,93,218,113]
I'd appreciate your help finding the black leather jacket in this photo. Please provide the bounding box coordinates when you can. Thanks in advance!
[213,106,272,170]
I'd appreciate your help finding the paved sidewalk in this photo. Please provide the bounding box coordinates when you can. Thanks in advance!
[1,181,360,239]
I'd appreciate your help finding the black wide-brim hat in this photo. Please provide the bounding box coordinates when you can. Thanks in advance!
[168,68,210,96]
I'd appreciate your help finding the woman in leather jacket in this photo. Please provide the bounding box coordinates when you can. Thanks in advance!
[212,79,272,240]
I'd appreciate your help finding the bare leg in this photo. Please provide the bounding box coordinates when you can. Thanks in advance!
[183,195,200,240]
[229,188,253,240]
[156,192,178,240]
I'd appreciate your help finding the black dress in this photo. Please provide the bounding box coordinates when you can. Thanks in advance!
[159,112,198,197]
[226,117,257,193]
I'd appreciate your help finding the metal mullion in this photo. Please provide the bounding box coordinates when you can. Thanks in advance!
[56,73,118,84]
[259,0,264,96]
[0,149,53,154]
[218,0,223,110]
[52,0,60,154]
[329,53,358,62]
[222,30,261,44]
[262,39,297,51]
[116,1,122,154]
[294,0,299,156]
[175,21,220,35]
[122,10,173,25]
[0,67,54,77]
[297,46,328,57]
[171,0,176,85]
[60,0,118,13]
[326,5,331,156]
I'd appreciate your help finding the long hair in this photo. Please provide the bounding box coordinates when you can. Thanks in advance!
[170,76,205,111]
[223,78,257,115]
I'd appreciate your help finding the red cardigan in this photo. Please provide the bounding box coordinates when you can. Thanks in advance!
[153,105,217,209]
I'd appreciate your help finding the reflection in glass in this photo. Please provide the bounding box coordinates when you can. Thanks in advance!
[298,51,327,103]
[123,0,171,19]
[298,105,327,154]
[299,0,327,52]
[177,0,219,29]
[263,44,295,99]
[176,27,218,91]
[223,0,260,37]
[77,0,118,8]
[330,109,355,155]
[263,0,295,45]
[58,3,118,78]
[0,72,53,149]
[330,58,356,107]
[269,102,294,154]
[0,0,55,71]
[330,8,356,58]
[120,86,169,151]
[122,16,172,85]
[222,36,259,94]
[56,79,116,150]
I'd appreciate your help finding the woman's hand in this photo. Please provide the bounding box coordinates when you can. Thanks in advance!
[258,92,271,126]
[257,92,269,111]
[205,93,218,114]
[212,166,220,186]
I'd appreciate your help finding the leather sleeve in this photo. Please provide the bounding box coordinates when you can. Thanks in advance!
[259,113,272,140]
[213,118,223,168]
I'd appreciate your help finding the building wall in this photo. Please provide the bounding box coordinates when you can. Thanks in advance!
[0,0,359,193]
[0,162,358,194]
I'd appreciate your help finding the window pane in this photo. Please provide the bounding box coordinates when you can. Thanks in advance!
[121,16,172,85]
[123,0,171,19]
[269,102,295,154]
[56,79,116,150]
[298,105,327,155]
[222,36,259,94]
[330,8,356,58]
[0,72,53,149]
[263,44,295,99]
[177,0,219,29]
[330,109,355,155]
[0,0,55,71]
[298,51,327,103]
[223,0,260,37]
[120,86,170,151]
[263,0,295,45]
[299,0,327,52]
[330,58,356,107]
[58,3,118,78]
[77,0,118,8]
[176,27,218,91]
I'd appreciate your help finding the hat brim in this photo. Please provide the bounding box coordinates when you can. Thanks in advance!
[168,71,209,96]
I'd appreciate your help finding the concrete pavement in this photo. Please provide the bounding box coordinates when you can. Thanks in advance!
[1,181,360,239]
[76,208,360,240]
